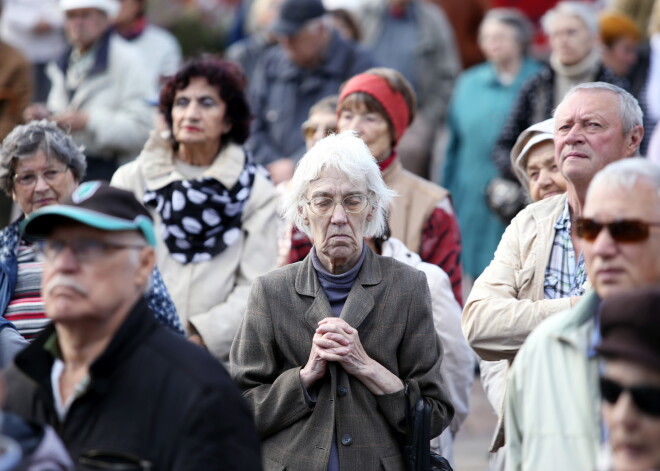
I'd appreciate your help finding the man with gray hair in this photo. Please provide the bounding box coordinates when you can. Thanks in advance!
[2,182,262,470]
[247,0,375,184]
[463,82,644,461]
[506,157,660,470]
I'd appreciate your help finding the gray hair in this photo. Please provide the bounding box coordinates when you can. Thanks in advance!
[588,158,660,202]
[0,120,86,196]
[556,82,643,137]
[283,130,396,239]
[480,8,534,55]
[541,1,599,36]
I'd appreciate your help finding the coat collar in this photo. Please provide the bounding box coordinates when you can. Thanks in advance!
[553,289,600,349]
[56,29,112,77]
[295,246,382,330]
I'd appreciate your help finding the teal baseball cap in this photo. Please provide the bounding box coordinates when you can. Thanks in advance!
[21,181,156,247]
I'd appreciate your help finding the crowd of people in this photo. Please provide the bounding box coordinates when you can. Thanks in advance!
[0,0,659,470]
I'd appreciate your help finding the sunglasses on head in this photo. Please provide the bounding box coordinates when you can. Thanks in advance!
[600,377,660,417]
[575,218,660,243]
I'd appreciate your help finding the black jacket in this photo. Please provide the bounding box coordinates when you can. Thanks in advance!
[3,298,262,471]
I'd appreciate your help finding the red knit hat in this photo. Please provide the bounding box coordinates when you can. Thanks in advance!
[338,73,411,145]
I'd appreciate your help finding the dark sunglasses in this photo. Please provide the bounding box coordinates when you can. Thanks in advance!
[599,377,660,417]
[575,218,660,243]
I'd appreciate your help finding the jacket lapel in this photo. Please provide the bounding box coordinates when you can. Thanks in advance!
[340,249,381,329]
[295,254,332,330]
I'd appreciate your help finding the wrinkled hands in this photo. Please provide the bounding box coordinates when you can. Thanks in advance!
[300,317,403,395]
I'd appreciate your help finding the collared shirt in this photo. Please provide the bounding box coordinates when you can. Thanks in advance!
[544,200,587,299]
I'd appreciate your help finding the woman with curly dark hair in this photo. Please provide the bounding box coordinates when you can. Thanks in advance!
[112,57,278,365]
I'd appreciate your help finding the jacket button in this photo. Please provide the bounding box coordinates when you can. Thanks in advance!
[337,386,348,397]
[341,434,353,446]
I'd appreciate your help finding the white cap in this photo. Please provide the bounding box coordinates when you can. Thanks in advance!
[510,118,555,185]
[60,0,120,18]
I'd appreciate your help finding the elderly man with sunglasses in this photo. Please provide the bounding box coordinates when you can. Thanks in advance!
[462,82,644,460]
[2,181,262,470]
[505,157,660,470]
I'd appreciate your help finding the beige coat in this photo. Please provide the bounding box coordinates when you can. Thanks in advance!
[112,131,278,364]
[230,248,454,471]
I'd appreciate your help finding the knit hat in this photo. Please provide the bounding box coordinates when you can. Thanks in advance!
[338,73,411,145]
[60,0,120,18]
[510,118,555,186]
[597,285,660,371]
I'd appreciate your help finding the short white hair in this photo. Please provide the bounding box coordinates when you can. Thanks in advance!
[283,130,396,239]
[588,158,660,201]
[542,1,599,36]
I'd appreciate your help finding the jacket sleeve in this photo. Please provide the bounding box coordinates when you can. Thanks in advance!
[173,378,262,471]
[188,178,279,363]
[230,277,317,439]
[461,211,572,361]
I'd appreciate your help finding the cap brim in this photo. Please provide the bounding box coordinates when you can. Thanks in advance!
[270,20,301,36]
[21,206,157,247]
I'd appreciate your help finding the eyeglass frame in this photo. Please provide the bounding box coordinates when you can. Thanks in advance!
[301,121,337,140]
[575,217,660,243]
[304,193,371,216]
[599,376,660,417]
[12,164,71,188]
[36,238,148,264]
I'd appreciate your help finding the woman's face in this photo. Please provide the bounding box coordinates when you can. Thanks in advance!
[524,140,567,202]
[548,14,596,66]
[479,19,523,66]
[302,166,373,274]
[11,150,77,215]
[337,102,392,161]
[171,77,229,147]
[302,110,337,151]
[602,359,660,471]
[603,36,639,77]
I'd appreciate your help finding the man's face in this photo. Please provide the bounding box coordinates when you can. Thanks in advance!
[42,224,154,327]
[548,13,595,66]
[65,8,110,51]
[277,22,326,68]
[554,90,642,186]
[602,359,660,471]
[582,179,660,299]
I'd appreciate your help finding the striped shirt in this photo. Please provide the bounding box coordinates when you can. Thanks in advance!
[544,200,588,300]
[5,240,49,340]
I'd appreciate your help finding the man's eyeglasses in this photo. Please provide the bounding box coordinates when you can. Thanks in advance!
[306,194,370,216]
[36,239,147,264]
[575,218,660,243]
[301,122,337,141]
[600,377,660,417]
[13,166,70,188]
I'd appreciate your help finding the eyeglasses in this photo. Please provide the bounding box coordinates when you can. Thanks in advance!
[36,239,147,264]
[306,194,370,216]
[13,166,70,188]
[600,377,660,417]
[575,218,660,243]
[301,122,337,141]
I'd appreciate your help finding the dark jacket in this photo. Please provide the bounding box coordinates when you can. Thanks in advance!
[247,30,375,166]
[492,63,627,178]
[3,298,262,471]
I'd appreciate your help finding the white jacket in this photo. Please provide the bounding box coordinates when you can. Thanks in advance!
[112,131,279,364]
[382,237,474,465]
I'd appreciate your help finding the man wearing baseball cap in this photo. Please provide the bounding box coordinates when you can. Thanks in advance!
[2,181,262,470]
[24,0,153,182]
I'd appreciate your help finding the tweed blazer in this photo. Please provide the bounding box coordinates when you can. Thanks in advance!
[230,248,454,471]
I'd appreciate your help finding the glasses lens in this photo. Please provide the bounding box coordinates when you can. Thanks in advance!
[600,377,622,404]
[302,124,317,140]
[631,387,660,417]
[609,220,649,242]
[309,197,334,215]
[576,218,602,241]
[342,195,368,213]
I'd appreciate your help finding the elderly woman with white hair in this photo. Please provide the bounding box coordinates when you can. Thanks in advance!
[230,131,454,471]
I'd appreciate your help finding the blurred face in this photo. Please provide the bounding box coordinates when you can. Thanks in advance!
[525,140,567,202]
[65,8,110,52]
[602,359,660,471]
[302,111,337,151]
[554,90,642,186]
[42,224,153,327]
[548,14,596,66]
[337,103,392,161]
[603,36,639,77]
[277,22,327,68]
[171,77,229,147]
[302,167,374,274]
[11,150,77,216]
[582,179,660,299]
[479,19,523,66]
[114,0,142,29]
